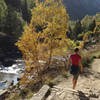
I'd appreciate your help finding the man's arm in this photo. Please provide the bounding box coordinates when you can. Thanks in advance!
[66,58,71,70]
[79,60,83,73]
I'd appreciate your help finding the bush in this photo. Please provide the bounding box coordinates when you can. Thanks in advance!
[26,92,33,99]
[81,15,96,32]
[75,40,80,46]
[80,51,93,67]
[77,33,84,40]
[19,88,29,98]
[7,93,21,100]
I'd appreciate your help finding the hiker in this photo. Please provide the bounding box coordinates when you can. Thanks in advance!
[67,48,83,89]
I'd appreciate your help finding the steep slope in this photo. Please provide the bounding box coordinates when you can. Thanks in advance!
[4,0,100,20]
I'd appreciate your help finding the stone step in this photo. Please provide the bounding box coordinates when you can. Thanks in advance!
[30,85,50,100]
[0,89,8,100]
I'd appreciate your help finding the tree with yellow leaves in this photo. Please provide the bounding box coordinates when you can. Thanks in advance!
[16,0,71,84]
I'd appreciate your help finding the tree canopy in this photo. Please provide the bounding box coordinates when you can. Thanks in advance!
[16,0,73,84]
[0,0,7,32]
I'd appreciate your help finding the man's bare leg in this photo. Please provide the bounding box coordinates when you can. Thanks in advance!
[73,78,77,89]
[72,73,79,89]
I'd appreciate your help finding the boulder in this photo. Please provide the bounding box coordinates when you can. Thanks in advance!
[0,89,8,100]
[30,85,50,100]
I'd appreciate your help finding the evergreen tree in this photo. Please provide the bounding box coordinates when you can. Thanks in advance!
[88,19,96,31]
[0,0,7,32]
[81,15,96,32]
[74,20,82,35]
[67,20,82,40]
[4,5,25,37]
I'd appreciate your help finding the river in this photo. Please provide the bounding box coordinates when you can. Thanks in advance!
[0,57,66,90]
[0,60,25,90]
[0,73,18,90]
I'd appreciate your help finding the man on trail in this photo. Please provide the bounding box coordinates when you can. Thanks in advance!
[67,48,83,89]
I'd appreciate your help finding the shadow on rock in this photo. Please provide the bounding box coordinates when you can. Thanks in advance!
[78,91,89,100]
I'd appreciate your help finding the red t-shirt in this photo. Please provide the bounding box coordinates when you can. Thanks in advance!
[70,54,81,66]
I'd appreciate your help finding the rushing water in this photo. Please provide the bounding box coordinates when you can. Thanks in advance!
[0,73,18,90]
[0,61,25,90]
[0,57,65,90]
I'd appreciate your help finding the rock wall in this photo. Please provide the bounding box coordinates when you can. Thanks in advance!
[0,32,22,67]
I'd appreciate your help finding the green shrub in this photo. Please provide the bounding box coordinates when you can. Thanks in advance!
[7,93,20,100]
[80,51,93,67]
[19,88,29,98]
[77,33,84,40]
[75,40,80,46]
[26,92,33,99]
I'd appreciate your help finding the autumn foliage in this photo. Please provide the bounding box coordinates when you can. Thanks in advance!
[15,0,73,84]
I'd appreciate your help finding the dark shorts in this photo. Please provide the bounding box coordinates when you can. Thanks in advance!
[70,65,80,80]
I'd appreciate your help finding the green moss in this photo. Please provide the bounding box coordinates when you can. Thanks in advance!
[26,92,33,99]
[19,88,29,98]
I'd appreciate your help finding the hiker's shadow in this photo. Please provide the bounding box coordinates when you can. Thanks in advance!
[78,91,89,100]
[80,70,93,78]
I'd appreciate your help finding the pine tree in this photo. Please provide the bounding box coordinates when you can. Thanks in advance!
[0,0,7,32]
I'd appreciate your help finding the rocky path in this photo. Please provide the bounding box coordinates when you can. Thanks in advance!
[46,59,100,100]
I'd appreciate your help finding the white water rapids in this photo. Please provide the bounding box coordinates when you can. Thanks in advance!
[0,60,25,90]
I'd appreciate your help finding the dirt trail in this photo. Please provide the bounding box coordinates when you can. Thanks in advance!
[46,59,100,100]
[91,59,100,73]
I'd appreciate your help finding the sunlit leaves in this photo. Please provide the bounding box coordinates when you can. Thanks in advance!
[16,0,71,85]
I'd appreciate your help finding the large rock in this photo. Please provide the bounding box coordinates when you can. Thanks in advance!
[30,85,50,100]
[0,89,8,100]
